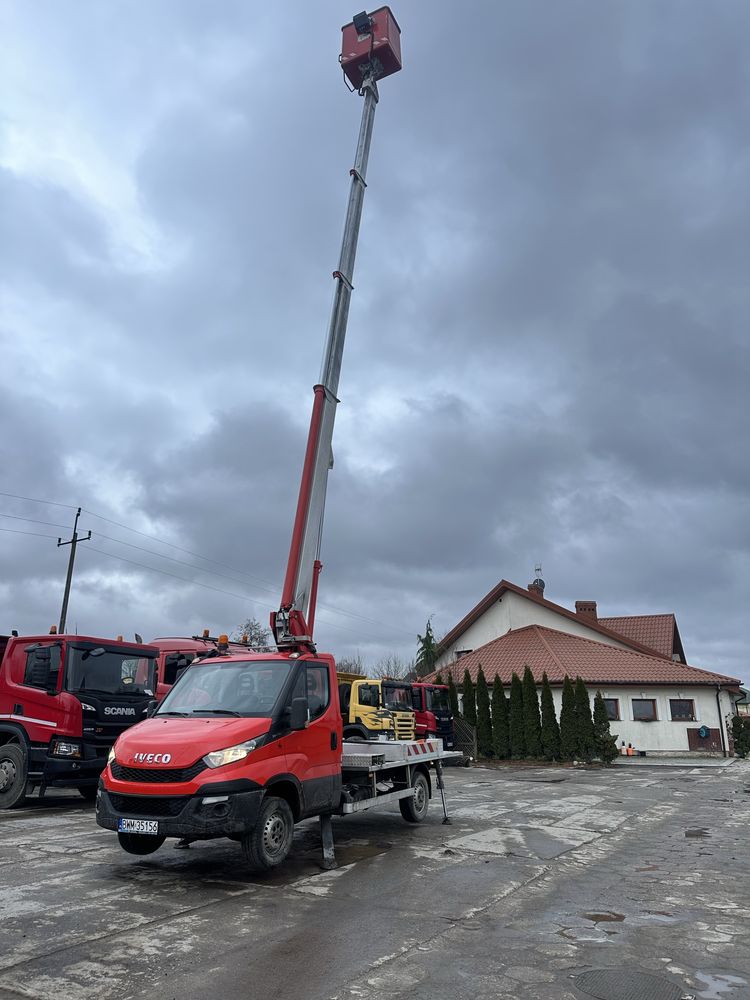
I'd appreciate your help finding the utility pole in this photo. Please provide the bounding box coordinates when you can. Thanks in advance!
[57,507,91,634]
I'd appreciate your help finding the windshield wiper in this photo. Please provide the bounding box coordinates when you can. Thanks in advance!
[189,708,241,716]
[156,710,190,717]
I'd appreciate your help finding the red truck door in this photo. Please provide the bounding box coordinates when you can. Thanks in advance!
[284,659,342,817]
[0,641,68,741]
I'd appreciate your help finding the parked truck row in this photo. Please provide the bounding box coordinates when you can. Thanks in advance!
[0,627,454,810]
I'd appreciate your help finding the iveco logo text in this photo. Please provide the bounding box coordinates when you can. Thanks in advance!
[104,707,136,716]
[134,752,172,764]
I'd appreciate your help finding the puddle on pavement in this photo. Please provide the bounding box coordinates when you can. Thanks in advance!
[695,970,748,998]
[685,828,711,839]
[582,911,625,923]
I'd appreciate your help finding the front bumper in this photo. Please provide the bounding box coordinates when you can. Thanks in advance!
[96,785,265,840]
[30,745,109,788]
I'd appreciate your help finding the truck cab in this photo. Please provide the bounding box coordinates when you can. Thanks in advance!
[411,683,455,749]
[0,633,159,808]
[97,650,343,866]
[380,680,416,740]
[337,673,395,741]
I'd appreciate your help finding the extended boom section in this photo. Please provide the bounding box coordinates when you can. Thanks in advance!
[273,65,383,650]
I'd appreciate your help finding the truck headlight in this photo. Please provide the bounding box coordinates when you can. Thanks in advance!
[107,746,117,766]
[52,740,82,759]
[202,739,261,769]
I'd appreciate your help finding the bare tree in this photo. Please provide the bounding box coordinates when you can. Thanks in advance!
[371,654,412,679]
[232,617,273,650]
[336,652,367,675]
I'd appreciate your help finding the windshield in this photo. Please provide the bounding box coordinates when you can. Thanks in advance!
[383,683,412,712]
[156,659,293,717]
[66,646,156,696]
[426,687,450,713]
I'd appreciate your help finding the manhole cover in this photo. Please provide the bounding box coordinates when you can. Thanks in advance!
[573,969,690,1000]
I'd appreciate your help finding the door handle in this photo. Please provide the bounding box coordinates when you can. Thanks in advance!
[13,704,23,715]
[330,732,338,750]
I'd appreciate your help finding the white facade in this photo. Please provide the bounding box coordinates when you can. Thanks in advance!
[548,684,735,755]
[437,589,632,669]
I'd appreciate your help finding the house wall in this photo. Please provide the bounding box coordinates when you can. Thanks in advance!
[548,684,734,755]
[436,590,633,669]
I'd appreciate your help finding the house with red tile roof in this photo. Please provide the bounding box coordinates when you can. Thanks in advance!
[428,577,743,757]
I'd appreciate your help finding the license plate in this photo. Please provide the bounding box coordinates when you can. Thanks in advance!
[117,818,159,835]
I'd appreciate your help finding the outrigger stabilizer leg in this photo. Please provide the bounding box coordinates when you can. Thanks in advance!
[435,761,452,825]
[320,813,337,870]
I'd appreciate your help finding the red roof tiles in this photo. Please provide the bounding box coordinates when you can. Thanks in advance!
[428,625,741,688]
[437,580,672,660]
[599,614,677,659]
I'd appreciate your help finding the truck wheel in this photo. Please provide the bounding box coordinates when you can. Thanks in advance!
[78,786,98,802]
[117,832,166,855]
[400,772,429,823]
[241,795,294,872]
[0,744,27,810]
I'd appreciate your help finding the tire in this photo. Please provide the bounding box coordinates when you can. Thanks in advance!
[0,744,27,810]
[241,795,294,872]
[117,832,166,855]
[78,786,98,802]
[400,771,430,823]
[344,729,368,742]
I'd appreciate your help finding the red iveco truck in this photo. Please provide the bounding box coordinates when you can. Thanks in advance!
[411,682,455,749]
[0,631,159,808]
[96,10,458,872]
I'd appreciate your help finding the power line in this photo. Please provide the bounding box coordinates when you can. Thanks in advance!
[83,544,398,644]
[0,527,60,539]
[0,491,77,511]
[1,491,414,641]
[0,512,74,531]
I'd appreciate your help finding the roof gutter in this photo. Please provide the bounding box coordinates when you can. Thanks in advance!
[716,685,728,758]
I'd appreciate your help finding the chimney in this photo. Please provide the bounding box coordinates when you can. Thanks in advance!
[528,579,545,599]
[575,600,598,623]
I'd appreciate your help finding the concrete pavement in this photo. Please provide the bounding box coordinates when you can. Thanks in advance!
[1,761,749,1000]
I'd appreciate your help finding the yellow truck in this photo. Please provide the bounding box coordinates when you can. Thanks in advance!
[337,674,415,741]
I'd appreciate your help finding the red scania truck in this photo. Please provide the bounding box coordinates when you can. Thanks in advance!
[96,10,457,872]
[0,631,159,808]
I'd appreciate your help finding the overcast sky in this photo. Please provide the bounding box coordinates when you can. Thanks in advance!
[1,1,748,680]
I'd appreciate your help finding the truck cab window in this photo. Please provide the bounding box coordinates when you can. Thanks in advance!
[359,684,379,708]
[23,646,61,690]
[306,664,329,720]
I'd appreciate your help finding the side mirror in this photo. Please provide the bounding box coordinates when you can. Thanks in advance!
[145,700,158,718]
[289,697,309,731]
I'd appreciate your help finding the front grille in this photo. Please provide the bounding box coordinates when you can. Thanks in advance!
[394,715,415,740]
[111,760,206,784]
[109,793,189,817]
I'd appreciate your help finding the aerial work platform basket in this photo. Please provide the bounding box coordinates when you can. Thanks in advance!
[341,7,402,87]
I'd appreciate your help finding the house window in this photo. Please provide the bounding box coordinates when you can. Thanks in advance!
[455,649,473,660]
[632,698,658,722]
[602,698,620,721]
[669,698,695,722]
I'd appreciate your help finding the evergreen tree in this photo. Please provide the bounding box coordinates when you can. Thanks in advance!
[574,676,595,761]
[522,665,542,758]
[593,690,619,763]
[540,672,561,761]
[559,675,578,760]
[475,666,493,757]
[434,672,444,685]
[509,672,526,759]
[416,619,440,678]
[462,668,476,727]
[447,672,459,717]
[731,715,750,758]
[492,676,510,758]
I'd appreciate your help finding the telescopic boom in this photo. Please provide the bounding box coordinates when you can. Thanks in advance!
[271,8,402,650]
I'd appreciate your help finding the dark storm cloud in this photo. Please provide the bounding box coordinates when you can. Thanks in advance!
[1,1,748,676]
